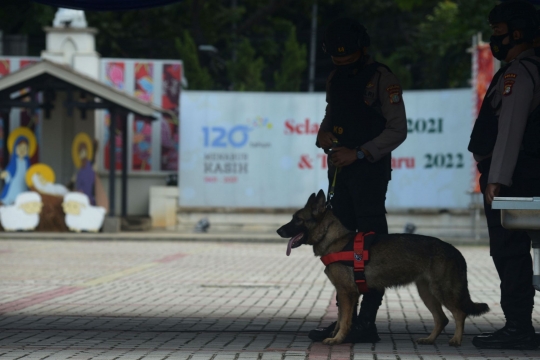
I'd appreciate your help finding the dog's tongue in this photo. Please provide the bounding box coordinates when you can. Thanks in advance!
[286,233,304,256]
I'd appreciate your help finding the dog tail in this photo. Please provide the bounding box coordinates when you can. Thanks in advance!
[464,301,490,317]
[460,280,490,316]
[452,248,490,317]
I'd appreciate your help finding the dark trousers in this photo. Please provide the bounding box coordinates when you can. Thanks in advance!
[493,255,534,326]
[356,210,387,323]
[329,161,389,231]
[478,158,538,326]
[328,161,389,323]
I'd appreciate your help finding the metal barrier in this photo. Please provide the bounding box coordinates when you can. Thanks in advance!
[492,197,540,291]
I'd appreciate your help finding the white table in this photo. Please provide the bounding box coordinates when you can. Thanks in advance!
[492,197,540,291]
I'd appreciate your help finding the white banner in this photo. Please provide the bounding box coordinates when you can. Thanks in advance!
[179,89,473,209]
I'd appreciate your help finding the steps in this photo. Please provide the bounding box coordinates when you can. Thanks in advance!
[121,216,152,231]
[177,209,489,242]
[177,212,294,233]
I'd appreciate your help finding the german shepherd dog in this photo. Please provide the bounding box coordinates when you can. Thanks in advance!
[277,190,489,346]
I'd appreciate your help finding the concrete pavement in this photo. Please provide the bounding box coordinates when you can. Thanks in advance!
[0,239,537,359]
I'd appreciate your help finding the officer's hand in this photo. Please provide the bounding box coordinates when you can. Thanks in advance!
[485,183,501,205]
[317,130,337,149]
[0,171,7,180]
[330,147,357,167]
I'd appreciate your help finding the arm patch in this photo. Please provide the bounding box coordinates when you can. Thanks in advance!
[386,85,401,104]
[503,80,515,96]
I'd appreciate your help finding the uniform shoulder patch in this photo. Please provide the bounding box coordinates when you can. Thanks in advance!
[504,73,517,80]
[503,79,515,96]
[386,85,402,104]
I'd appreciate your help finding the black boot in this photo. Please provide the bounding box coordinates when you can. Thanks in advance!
[307,315,381,344]
[346,289,383,343]
[308,300,358,342]
[473,321,539,350]
[308,321,337,342]
[345,316,380,343]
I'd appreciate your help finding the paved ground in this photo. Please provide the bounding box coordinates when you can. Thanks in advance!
[0,239,538,360]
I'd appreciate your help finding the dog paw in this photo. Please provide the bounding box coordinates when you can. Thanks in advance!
[416,338,435,345]
[323,337,343,346]
[448,338,461,347]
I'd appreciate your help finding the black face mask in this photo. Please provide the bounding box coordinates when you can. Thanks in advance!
[490,33,513,61]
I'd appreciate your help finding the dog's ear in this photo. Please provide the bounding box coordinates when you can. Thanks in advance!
[305,193,316,207]
[312,190,327,217]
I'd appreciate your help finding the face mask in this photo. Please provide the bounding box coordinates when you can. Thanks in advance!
[490,33,512,61]
[332,50,363,66]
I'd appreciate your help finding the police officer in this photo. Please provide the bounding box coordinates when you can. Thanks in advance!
[534,9,540,56]
[309,18,407,343]
[469,0,540,350]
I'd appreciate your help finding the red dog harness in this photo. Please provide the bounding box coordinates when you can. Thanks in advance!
[320,231,376,293]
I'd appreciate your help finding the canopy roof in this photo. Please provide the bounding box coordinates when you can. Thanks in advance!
[0,60,172,120]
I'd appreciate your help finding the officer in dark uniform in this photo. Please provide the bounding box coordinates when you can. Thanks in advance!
[309,18,407,343]
[469,0,540,350]
[535,9,540,56]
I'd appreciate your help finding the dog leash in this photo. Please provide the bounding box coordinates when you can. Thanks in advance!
[326,140,341,209]
[327,166,338,208]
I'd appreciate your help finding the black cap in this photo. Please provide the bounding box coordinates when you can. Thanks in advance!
[489,0,539,40]
[323,18,370,57]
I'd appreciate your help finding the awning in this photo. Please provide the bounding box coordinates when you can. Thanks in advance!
[32,0,184,11]
[0,59,173,120]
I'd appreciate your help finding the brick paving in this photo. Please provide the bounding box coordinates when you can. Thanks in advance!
[0,239,538,359]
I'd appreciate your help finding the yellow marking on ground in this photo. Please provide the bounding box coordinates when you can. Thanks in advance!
[79,262,158,287]
[186,245,220,254]
[13,243,59,253]
[77,244,219,288]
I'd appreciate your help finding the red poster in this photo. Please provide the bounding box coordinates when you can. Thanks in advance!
[472,44,495,193]
[105,62,125,90]
[104,112,123,170]
[134,63,153,102]
[475,45,494,116]
[161,63,181,171]
[132,62,153,171]
[20,59,38,69]
[0,60,10,78]
[104,62,125,170]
